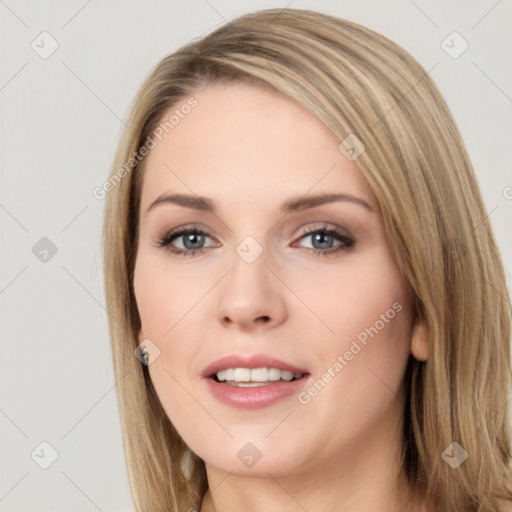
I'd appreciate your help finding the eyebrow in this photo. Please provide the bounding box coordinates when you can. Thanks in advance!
[145,192,374,215]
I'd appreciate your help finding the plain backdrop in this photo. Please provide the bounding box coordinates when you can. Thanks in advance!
[1,1,511,510]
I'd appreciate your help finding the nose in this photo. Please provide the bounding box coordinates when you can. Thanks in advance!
[216,248,287,332]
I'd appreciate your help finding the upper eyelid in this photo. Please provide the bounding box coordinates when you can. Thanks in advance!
[295,223,352,237]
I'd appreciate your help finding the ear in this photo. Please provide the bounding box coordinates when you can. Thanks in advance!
[410,316,432,361]
[137,327,145,345]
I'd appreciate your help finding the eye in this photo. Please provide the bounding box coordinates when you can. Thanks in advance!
[154,225,218,257]
[293,223,355,257]
[155,223,355,258]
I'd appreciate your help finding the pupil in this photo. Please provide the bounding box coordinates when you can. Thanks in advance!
[184,233,204,249]
[313,233,332,249]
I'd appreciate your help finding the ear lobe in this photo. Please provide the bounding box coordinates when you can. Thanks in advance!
[137,328,145,345]
[410,318,432,361]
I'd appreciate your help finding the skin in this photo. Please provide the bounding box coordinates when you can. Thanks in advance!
[133,82,431,512]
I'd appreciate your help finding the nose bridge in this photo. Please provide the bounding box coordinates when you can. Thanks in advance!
[227,234,272,301]
[215,234,287,329]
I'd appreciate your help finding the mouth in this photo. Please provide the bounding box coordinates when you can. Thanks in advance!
[210,367,308,387]
[201,354,310,408]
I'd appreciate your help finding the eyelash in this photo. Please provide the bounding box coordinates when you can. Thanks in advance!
[154,223,355,258]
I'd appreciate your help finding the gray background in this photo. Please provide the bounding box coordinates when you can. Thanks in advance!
[1,0,511,510]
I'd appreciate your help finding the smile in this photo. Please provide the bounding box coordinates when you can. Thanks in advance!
[213,367,304,385]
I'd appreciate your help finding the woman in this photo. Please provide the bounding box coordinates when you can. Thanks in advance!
[102,8,512,512]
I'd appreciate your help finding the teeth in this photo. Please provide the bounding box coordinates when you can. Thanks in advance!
[251,368,269,381]
[268,368,282,381]
[214,367,304,383]
[281,370,294,381]
[234,368,251,381]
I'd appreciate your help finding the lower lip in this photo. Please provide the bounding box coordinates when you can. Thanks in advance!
[204,376,309,409]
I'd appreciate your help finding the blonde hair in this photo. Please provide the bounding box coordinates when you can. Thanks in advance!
[102,8,512,511]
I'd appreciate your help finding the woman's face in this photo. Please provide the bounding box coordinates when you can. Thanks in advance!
[133,82,415,478]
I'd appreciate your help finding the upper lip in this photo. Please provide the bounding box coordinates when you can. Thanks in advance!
[201,354,309,378]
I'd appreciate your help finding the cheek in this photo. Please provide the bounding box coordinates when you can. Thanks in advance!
[133,252,211,379]
[292,249,412,390]
[134,253,205,341]
[287,257,412,452]
[134,260,203,426]
[331,306,410,403]
[293,250,410,342]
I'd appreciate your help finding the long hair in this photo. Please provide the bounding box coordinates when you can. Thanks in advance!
[101,8,512,511]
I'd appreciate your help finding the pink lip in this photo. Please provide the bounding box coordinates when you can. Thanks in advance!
[201,354,310,409]
[201,354,309,378]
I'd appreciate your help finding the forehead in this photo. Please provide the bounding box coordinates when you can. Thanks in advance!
[139,82,374,214]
